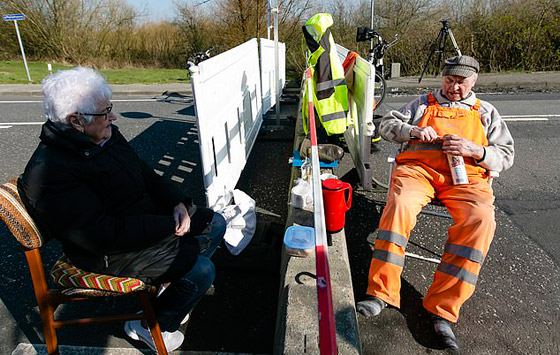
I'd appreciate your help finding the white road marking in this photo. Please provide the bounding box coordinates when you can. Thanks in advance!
[502,114,558,117]
[0,122,43,125]
[114,99,161,102]
[503,117,549,121]
[0,100,42,103]
[502,114,560,122]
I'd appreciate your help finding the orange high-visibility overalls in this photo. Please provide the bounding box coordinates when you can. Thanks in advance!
[367,93,496,323]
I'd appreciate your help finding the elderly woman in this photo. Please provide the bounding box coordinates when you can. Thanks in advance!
[19,67,226,352]
[357,56,514,353]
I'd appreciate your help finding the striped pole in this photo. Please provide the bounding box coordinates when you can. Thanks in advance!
[305,68,337,354]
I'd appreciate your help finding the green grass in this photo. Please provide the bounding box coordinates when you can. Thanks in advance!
[0,61,189,84]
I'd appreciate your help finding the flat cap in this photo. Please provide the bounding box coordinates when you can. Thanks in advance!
[442,55,479,78]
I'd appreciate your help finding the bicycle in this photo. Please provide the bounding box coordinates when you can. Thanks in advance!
[186,48,213,70]
[356,27,398,110]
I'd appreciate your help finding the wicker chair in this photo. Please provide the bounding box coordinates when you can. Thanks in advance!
[0,177,167,355]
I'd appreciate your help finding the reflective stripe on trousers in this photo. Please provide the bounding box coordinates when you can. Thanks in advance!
[366,162,495,323]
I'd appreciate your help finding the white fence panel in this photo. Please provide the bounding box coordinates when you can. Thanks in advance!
[336,44,375,189]
[190,38,263,209]
[260,38,286,113]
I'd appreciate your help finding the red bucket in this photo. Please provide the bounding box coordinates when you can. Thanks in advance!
[322,178,352,233]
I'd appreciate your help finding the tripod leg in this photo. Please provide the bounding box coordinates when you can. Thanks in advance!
[418,29,443,83]
[434,31,448,76]
[447,29,462,56]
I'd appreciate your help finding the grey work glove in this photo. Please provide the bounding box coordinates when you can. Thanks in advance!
[300,138,344,163]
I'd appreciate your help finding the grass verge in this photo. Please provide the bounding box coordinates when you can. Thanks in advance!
[0,61,189,84]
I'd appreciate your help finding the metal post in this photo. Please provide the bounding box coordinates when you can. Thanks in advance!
[273,2,280,125]
[267,0,271,39]
[13,20,31,82]
[369,0,375,63]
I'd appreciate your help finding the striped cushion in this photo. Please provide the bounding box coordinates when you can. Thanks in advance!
[0,177,44,249]
[51,255,148,293]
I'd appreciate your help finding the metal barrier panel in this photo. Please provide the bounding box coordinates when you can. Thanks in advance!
[260,38,286,113]
[190,38,263,209]
[336,44,375,190]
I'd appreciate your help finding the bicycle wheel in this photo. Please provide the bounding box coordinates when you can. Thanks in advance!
[373,71,387,111]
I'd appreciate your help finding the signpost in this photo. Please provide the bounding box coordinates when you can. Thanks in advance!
[3,14,32,82]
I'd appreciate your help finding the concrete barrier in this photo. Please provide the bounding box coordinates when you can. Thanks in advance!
[274,111,361,354]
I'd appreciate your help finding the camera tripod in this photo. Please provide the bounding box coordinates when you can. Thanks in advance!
[418,19,461,83]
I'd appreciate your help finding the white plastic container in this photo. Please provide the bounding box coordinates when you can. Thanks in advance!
[284,226,315,257]
[291,179,313,211]
[447,154,469,185]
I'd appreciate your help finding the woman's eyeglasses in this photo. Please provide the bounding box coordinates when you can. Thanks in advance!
[76,103,113,120]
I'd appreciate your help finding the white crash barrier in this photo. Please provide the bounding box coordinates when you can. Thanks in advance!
[336,44,375,190]
[260,38,286,114]
[190,38,264,209]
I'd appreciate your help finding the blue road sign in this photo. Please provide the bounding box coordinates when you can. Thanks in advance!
[3,14,25,21]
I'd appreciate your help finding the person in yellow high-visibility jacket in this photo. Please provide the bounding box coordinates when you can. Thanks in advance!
[357,56,514,353]
[302,13,349,138]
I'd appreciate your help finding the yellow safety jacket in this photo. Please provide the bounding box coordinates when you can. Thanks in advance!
[302,13,349,136]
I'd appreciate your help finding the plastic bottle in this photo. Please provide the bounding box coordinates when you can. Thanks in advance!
[447,154,469,185]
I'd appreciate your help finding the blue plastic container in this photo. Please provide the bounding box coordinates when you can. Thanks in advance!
[284,225,315,257]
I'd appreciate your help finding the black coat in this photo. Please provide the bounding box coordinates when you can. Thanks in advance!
[20,120,199,282]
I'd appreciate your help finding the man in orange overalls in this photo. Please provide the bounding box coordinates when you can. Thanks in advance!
[357,56,514,353]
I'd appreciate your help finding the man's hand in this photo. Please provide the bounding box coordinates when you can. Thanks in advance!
[442,134,485,159]
[410,126,439,142]
[173,203,191,236]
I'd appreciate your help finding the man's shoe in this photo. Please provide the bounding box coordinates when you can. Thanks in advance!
[356,296,387,317]
[431,315,460,354]
[124,320,184,352]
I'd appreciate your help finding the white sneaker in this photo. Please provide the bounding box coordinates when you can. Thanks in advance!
[136,310,190,325]
[124,320,184,352]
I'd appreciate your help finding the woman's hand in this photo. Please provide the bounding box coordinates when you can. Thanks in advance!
[442,134,485,159]
[173,203,191,236]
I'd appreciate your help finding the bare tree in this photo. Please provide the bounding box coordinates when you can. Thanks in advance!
[175,1,215,60]
[1,0,557,72]
[1,0,137,63]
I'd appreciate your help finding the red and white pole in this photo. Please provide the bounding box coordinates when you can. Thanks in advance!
[305,67,337,354]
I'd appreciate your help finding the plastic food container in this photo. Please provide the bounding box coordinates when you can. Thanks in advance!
[284,226,315,257]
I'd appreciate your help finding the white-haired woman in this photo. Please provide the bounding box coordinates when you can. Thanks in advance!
[20,67,226,352]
